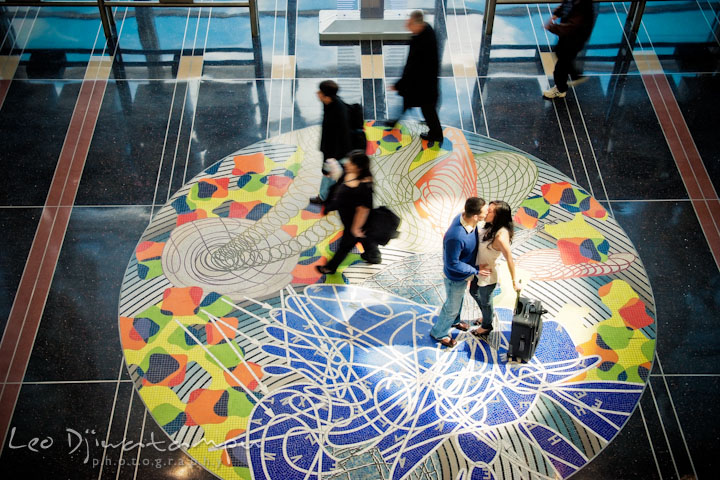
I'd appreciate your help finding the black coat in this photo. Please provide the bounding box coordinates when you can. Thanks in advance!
[395,23,439,106]
[320,98,352,161]
[549,0,596,45]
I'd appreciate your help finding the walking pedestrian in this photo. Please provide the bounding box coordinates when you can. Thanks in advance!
[390,10,443,143]
[310,80,353,204]
[315,151,382,275]
[543,0,597,99]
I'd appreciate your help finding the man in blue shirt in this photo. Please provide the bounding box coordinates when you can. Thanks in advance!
[430,197,488,347]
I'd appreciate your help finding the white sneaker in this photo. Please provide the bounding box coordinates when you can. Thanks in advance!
[568,76,589,87]
[543,86,567,99]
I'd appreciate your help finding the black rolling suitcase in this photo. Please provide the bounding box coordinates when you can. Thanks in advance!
[507,293,546,363]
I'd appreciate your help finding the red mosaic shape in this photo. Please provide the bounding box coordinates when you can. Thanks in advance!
[136,241,165,261]
[266,176,292,196]
[177,209,207,226]
[618,297,654,329]
[557,238,598,264]
[228,200,262,219]
[291,262,323,283]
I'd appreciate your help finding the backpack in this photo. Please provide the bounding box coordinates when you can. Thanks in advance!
[346,102,364,130]
[346,102,367,150]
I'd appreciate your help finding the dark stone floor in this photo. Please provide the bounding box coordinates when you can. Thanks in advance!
[0,2,718,479]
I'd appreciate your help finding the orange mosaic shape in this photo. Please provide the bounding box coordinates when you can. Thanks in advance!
[136,241,165,261]
[557,237,609,265]
[541,181,608,220]
[222,428,246,467]
[576,333,620,365]
[232,152,266,175]
[541,182,570,204]
[206,317,240,345]
[514,208,540,229]
[119,316,147,350]
[160,286,204,316]
[198,178,230,198]
[584,197,607,219]
[224,361,264,390]
[185,389,227,426]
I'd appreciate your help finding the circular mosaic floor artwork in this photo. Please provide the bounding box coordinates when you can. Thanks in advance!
[119,122,656,480]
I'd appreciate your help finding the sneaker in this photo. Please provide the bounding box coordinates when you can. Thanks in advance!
[379,118,399,128]
[360,252,382,264]
[568,76,589,87]
[315,265,335,275]
[542,86,567,99]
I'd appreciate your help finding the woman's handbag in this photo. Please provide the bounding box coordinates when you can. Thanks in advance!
[364,206,401,245]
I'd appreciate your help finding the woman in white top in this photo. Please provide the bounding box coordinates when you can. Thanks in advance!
[470,201,522,337]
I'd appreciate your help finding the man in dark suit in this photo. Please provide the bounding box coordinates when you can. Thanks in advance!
[543,0,597,99]
[310,80,352,204]
[392,10,443,143]
[318,80,352,161]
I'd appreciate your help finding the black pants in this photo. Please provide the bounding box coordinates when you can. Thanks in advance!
[553,37,584,93]
[403,98,443,141]
[325,229,380,272]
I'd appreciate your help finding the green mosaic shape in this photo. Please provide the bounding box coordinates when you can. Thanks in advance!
[241,174,267,192]
[138,259,164,280]
[167,325,198,350]
[227,387,256,417]
[207,341,245,369]
[521,195,551,219]
[596,325,633,350]
[153,402,184,425]
[196,295,235,321]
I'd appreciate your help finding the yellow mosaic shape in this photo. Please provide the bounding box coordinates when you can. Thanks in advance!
[544,213,605,241]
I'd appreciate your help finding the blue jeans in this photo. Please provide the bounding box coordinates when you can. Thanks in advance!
[319,158,346,200]
[430,277,468,340]
[469,279,497,329]
[318,174,336,201]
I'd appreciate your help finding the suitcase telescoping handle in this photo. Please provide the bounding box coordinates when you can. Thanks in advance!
[513,279,523,315]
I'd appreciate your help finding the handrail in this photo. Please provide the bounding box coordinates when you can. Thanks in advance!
[484,0,651,36]
[0,0,260,40]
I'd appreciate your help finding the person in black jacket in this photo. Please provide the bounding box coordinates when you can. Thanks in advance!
[391,10,443,143]
[543,0,597,99]
[310,80,353,204]
[316,152,381,276]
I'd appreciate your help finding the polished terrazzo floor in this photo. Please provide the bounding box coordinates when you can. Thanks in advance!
[0,1,719,479]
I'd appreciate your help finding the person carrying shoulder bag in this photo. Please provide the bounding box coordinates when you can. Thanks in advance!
[316,152,382,275]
